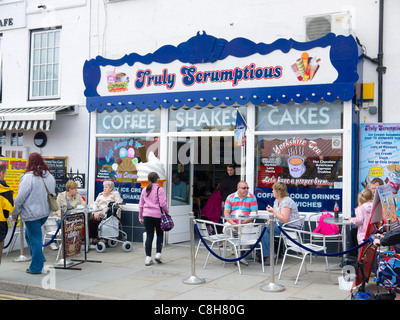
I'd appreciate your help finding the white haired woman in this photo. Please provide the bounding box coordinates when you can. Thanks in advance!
[88,180,122,248]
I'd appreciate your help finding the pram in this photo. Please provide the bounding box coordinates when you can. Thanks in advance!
[96,202,133,253]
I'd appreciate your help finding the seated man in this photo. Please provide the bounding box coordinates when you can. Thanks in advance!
[224,181,258,265]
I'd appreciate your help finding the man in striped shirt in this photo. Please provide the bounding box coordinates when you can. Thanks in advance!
[223,181,258,266]
[224,181,258,226]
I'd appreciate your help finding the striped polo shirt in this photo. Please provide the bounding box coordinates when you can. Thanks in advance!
[224,191,258,215]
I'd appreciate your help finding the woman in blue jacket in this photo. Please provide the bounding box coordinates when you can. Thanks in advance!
[13,153,56,274]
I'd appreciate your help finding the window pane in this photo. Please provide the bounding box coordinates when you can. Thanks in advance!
[39,81,45,96]
[41,33,47,48]
[54,47,59,63]
[46,81,52,96]
[32,66,39,80]
[33,34,41,49]
[95,137,160,204]
[33,49,40,65]
[48,32,54,47]
[52,80,58,95]
[47,48,54,63]
[32,81,39,96]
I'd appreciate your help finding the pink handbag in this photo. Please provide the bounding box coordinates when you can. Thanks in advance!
[313,211,339,235]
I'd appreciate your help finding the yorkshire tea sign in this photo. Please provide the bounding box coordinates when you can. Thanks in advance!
[0,157,27,198]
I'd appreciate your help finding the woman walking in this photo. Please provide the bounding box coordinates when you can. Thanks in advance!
[139,172,169,266]
[13,153,56,274]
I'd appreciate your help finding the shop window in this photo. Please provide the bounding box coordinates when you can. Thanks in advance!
[95,136,160,204]
[10,132,23,146]
[0,131,5,145]
[96,109,161,134]
[169,106,247,132]
[29,29,61,100]
[254,133,343,212]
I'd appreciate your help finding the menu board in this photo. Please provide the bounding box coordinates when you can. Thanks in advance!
[43,156,68,194]
[360,123,400,189]
[0,157,27,198]
[63,213,84,258]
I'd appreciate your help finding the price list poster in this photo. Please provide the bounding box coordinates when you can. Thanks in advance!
[360,123,400,191]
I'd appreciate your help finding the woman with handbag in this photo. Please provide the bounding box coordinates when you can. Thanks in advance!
[12,152,56,274]
[139,172,169,266]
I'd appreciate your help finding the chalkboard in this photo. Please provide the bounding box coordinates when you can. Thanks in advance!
[43,156,68,194]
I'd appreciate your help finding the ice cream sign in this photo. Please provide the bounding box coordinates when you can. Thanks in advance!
[97,48,333,96]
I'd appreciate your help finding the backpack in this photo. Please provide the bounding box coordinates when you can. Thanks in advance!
[313,210,340,235]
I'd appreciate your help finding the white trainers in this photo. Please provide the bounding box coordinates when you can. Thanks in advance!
[145,256,153,266]
[50,242,58,251]
[155,253,162,263]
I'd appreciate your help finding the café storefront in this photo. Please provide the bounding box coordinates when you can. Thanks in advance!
[83,32,362,243]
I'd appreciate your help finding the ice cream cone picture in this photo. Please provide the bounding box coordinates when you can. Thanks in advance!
[309,57,321,81]
[136,146,167,188]
[292,53,321,82]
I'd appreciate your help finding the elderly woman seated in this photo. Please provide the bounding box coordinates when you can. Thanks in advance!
[88,180,123,248]
[45,180,86,250]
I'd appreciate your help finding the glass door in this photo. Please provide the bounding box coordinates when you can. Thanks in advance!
[167,137,194,243]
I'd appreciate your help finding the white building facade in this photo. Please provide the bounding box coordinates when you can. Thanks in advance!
[1,0,399,242]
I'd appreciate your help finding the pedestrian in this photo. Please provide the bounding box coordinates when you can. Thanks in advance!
[139,172,168,266]
[0,162,14,265]
[12,153,56,274]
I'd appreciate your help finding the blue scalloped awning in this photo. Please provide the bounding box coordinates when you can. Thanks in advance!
[83,32,362,112]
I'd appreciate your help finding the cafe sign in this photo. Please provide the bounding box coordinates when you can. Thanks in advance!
[84,32,360,112]
[0,1,25,31]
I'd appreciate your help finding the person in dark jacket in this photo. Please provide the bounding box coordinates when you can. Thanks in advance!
[0,162,14,265]
[219,164,240,204]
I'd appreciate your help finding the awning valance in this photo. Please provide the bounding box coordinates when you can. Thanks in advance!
[0,105,75,131]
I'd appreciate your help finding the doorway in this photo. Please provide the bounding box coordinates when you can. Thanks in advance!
[167,135,244,244]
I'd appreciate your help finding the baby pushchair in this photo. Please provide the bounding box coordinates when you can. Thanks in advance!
[96,202,133,253]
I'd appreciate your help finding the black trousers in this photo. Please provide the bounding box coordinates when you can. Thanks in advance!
[144,216,163,257]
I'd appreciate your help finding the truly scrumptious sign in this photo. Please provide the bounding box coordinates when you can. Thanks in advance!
[83,32,360,111]
[97,48,333,96]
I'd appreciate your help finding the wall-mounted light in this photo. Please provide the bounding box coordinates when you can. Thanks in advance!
[34,132,47,148]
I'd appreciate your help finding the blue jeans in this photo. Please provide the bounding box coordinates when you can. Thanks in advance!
[25,217,48,273]
[260,222,281,258]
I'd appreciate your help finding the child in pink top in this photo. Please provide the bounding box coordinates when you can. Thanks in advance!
[350,189,374,244]
[139,172,169,266]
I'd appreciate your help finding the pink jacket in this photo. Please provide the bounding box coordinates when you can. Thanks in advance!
[139,184,169,220]
[351,202,373,244]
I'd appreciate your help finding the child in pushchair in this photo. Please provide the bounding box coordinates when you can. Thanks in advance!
[95,202,133,253]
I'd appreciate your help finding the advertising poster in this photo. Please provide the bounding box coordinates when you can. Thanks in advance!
[360,123,400,217]
[255,135,343,212]
[0,157,27,198]
[360,123,400,189]
[63,214,84,258]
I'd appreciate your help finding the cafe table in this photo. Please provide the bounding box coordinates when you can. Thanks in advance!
[324,216,352,269]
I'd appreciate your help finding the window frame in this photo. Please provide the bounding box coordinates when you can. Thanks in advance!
[29,28,61,100]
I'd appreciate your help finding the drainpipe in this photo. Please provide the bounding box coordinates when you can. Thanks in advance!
[377,0,385,123]
[360,0,385,122]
